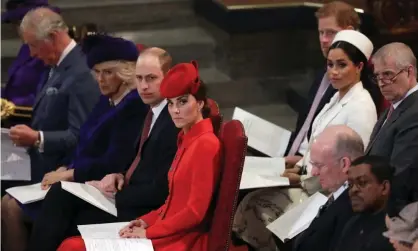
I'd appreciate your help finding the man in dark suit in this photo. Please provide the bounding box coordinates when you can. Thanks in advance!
[25,48,179,251]
[285,1,361,167]
[232,3,362,250]
[366,43,418,175]
[293,125,362,251]
[387,156,418,217]
[7,7,100,183]
[334,155,394,251]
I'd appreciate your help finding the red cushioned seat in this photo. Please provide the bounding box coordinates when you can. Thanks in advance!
[207,98,222,136]
[208,120,248,251]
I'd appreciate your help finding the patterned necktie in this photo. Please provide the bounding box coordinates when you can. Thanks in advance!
[385,105,394,123]
[124,109,154,184]
[316,195,334,218]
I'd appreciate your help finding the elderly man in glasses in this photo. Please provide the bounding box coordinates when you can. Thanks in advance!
[365,42,418,175]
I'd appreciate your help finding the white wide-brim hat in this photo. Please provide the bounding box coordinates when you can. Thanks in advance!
[331,30,374,60]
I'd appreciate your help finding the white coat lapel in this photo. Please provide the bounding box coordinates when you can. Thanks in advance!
[312,82,363,136]
[312,94,342,135]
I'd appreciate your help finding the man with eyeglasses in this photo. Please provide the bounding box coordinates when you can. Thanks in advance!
[232,3,362,249]
[333,155,394,251]
[292,125,362,251]
[366,42,418,175]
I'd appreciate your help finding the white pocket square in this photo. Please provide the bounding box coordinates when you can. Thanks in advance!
[46,87,59,95]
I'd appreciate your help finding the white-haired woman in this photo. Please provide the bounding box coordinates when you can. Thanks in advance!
[1,34,147,251]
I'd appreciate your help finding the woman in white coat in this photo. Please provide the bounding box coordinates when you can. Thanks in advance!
[232,30,378,251]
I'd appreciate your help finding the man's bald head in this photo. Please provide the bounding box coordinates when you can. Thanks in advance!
[310,125,364,192]
[312,125,364,160]
[20,7,68,40]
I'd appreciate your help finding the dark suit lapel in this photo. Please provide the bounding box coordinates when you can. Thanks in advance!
[385,91,418,127]
[33,46,82,110]
[140,104,170,155]
[366,91,418,153]
[33,68,61,110]
[365,109,388,153]
[294,190,349,250]
[307,84,336,139]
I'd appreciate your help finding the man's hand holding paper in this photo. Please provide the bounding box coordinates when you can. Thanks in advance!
[86,173,125,198]
[102,173,125,191]
[86,180,116,199]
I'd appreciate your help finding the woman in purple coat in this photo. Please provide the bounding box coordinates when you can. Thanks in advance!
[1,34,148,251]
[1,0,60,107]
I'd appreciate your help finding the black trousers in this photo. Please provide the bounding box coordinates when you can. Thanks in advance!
[26,182,135,251]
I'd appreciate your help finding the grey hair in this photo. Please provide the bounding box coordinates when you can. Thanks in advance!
[372,42,417,76]
[20,7,68,40]
[333,130,364,161]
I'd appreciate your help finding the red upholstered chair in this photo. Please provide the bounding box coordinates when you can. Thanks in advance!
[208,120,248,251]
[207,98,222,136]
[57,100,224,251]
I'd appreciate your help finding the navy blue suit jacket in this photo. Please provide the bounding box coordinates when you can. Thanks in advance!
[70,90,148,183]
[29,45,100,182]
[116,105,180,219]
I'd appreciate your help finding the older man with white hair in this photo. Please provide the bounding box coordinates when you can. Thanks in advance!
[292,125,362,251]
[2,7,99,251]
[7,7,100,181]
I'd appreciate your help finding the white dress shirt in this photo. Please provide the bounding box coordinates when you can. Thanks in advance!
[332,181,348,201]
[392,83,418,109]
[149,99,167,136]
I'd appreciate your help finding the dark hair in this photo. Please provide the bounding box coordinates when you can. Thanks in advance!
[193,80,211,119]
[329,41,382,110]
[351,155,394,183]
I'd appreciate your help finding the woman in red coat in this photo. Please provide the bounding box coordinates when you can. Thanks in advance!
[119,61,222,251]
